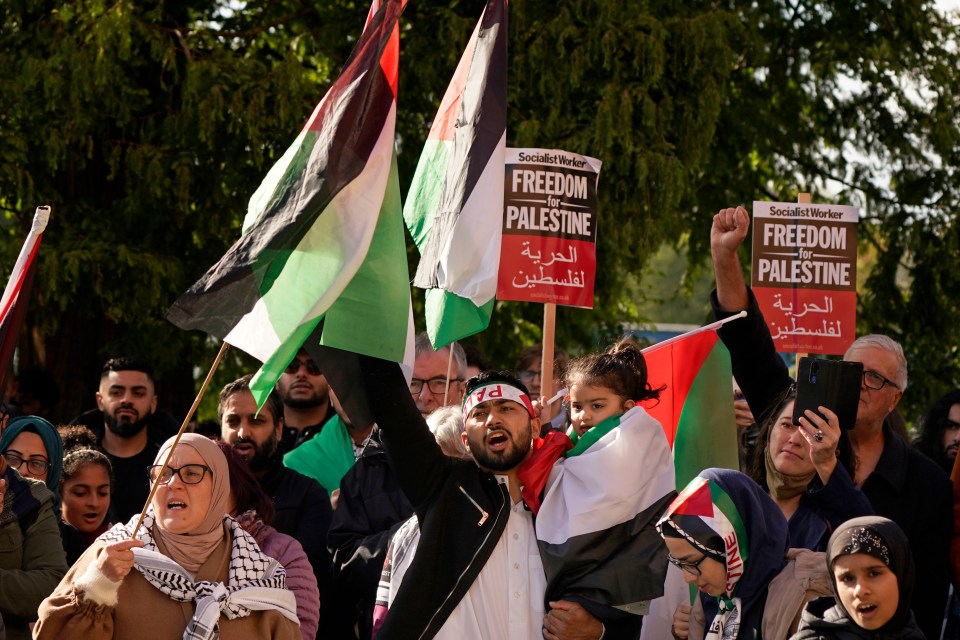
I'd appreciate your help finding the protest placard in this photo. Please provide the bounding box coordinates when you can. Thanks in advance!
[496,148,601,308]
[751,200,858,355]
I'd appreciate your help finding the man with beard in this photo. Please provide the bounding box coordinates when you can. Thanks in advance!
[70,357,177,521]
[218,374,336,633]
[277,348,332,453]
[356,360,605,640]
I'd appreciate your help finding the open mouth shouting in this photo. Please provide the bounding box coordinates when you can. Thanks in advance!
[486,430,511,452]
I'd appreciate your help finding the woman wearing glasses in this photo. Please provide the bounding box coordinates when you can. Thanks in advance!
[0,415,64,504]
[743,387,873,552]
[657,468,792,640]
[0,415,68,640]
[35,433,301,639]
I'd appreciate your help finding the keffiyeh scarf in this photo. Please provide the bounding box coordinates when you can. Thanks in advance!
[100,512,298,640]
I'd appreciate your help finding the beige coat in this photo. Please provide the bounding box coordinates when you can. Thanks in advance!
[33,532,300,640]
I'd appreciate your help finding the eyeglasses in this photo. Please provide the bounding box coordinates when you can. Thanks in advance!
[3,450,50,475]
[284,359,321,376]
[148,464,212,485]
[516,370,541,384]
[862,370,899,391]
[409,376,461,396]
[667,552,707,576]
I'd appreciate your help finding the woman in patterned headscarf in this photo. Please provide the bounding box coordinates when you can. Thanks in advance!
[35,433,301,640]
[791,516,923,639]
[656,468,790,640]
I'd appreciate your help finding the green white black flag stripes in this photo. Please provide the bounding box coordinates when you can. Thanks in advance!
[403,0,507,349]
[534,406,675,620]
[167,0,412,399]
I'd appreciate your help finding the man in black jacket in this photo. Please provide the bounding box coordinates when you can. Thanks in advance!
[358,360,605,640]
[710,205,952,640]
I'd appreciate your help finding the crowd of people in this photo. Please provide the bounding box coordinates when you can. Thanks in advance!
[0,207,957,639]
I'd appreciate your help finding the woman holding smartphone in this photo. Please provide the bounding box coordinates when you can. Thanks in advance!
[744,386,873,551]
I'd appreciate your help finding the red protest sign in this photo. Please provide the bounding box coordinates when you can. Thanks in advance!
[496,148,601,308]
[751,201,858,355]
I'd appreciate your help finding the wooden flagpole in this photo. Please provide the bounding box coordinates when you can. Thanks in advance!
[795,192,811,368]
[540,303,557,404]
[443,345,455,405]
[130,341,231,539]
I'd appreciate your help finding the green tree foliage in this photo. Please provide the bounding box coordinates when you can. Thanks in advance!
[685,0,960,419]
[1,0,957,421]
[0,0,342,417]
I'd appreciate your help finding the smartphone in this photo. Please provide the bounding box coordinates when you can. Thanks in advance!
[792,357,863,431]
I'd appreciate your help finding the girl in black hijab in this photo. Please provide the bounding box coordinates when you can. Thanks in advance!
[791,516,924,639]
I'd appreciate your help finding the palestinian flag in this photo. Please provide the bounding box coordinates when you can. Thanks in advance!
[0,206,49,393]
[167,0,412,400]
[533,406,676,622]
[642,329,740,490]
[403,0,507,349]
[637,328,740,640]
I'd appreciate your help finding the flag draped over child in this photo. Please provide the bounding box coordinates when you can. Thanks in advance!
[530,406,676,623]
[167,0,412,404]
[403,0,508,349]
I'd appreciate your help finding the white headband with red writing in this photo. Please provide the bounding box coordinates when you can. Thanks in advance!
[462,382,535,419]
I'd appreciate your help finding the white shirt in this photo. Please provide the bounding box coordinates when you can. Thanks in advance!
[434,478,547,640]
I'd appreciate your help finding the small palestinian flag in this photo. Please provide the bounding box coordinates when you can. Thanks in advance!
[403,0,508,349]
[642,329,740,489]
[167,0,412,401]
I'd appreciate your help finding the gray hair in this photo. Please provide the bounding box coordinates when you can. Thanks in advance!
[414,332,468,379]
[426,405,469,459]
[845,334,908,390]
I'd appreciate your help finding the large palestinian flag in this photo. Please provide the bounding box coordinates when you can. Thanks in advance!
[642,329,740,489]
[403,0,507,349]
[167,0,412,399]
[533,406,676,621]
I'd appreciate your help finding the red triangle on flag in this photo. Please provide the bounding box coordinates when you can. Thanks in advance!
[670,478,714,518]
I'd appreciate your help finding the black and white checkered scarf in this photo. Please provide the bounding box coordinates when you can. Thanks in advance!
[100,512,299,640]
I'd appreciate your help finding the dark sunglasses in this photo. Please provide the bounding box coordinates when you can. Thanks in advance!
[284,359,321,376]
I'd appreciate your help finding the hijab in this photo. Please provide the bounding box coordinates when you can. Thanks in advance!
[150,433,229,573]
[827,516,915,633]
[764,443,815,501]
[657,468,789,639]
[0,415,64,506]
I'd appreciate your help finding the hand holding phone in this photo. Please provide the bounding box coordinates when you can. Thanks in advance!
[792,357,863,431]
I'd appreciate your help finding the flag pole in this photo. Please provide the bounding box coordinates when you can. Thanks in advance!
[130,341,231,539]
[640,311,747,354]
[541,303,556,403]
[443,345,454,405]
[794,192,811,368]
